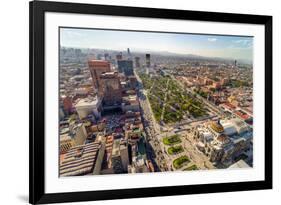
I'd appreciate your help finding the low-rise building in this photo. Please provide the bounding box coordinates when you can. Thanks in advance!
[72,123,87,146]
[194,118,252,166]
[75,96,102,120]
[60,134,74,154]
[59,141,105,176]
[121,95,140,112]
[111,139,125,174]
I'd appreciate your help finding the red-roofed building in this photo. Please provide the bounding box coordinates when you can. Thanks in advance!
[88,60,111,91]
[235,110,250,120]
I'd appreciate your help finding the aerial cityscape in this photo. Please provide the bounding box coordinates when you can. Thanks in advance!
[59,28,253,177]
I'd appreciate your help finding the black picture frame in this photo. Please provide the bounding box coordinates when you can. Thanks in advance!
[29,0,272,204]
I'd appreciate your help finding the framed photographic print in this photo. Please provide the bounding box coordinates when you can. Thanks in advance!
[29,0,272,204]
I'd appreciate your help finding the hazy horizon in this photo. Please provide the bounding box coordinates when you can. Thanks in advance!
[60,28,253,62]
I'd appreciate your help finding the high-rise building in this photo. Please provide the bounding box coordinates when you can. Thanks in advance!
[116,52,122,60]
[100,72,122,105]
[117,60,134,76]
[135,57,140,68]
[127,48,131,58]
[104,53,109,60]
[88,60,111,91]
[97,54,103,60]
[127,48,132,60]
[145,54,151,68]
[234,60,237,67]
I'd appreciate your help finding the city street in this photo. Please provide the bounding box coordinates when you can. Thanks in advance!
[135,71,169,171]
[136,71,217,171]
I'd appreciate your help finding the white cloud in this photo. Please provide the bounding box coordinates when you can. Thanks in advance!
[207,37,217,42]
[232,39,253,48]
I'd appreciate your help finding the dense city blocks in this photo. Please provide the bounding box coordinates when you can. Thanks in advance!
[59,28,253,177]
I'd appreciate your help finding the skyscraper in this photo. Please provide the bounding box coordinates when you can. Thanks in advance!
[88,60,111,91]
[96,54,103,60]
[117,60,134,76]
[127,48,131,59]
[145,54,151,68]
[104,53,109,60]
[100,72,122,105]
[135,57,140,68]
[116,52,122,60]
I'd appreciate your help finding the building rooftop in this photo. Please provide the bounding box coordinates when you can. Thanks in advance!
[123,95,137,101]
[60,133,72,142]
[112,139,121,156]
[75,96,100,108]
[59,142,102,177]
[120,140,128,150]
[220,120,237,136]
[60,127,69,135]
[88,60,110,67]
[210,121,224,133]
[100,71,118,78]
[216,134,231,144]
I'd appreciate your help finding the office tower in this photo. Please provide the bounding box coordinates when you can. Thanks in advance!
[117,60,134,76]
[135,57,140,68]
[74,48,82,56]
[145,54,151,68]
[100,72,122,105]
[88,60,111,91]
[234,60,237,67]
[104,53,109,60]
[97,53,103,60]
[127,48,131,60]
[116,52,122,60]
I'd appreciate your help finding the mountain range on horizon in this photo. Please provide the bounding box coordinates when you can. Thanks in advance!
[61,46,253,65]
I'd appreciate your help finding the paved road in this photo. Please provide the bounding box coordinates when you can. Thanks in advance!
[135,71,169,171]
[135,71,217,172]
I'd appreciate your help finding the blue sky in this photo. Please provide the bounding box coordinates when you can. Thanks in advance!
[60,28,253,61]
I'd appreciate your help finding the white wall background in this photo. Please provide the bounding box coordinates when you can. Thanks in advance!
[0,0,279,204]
